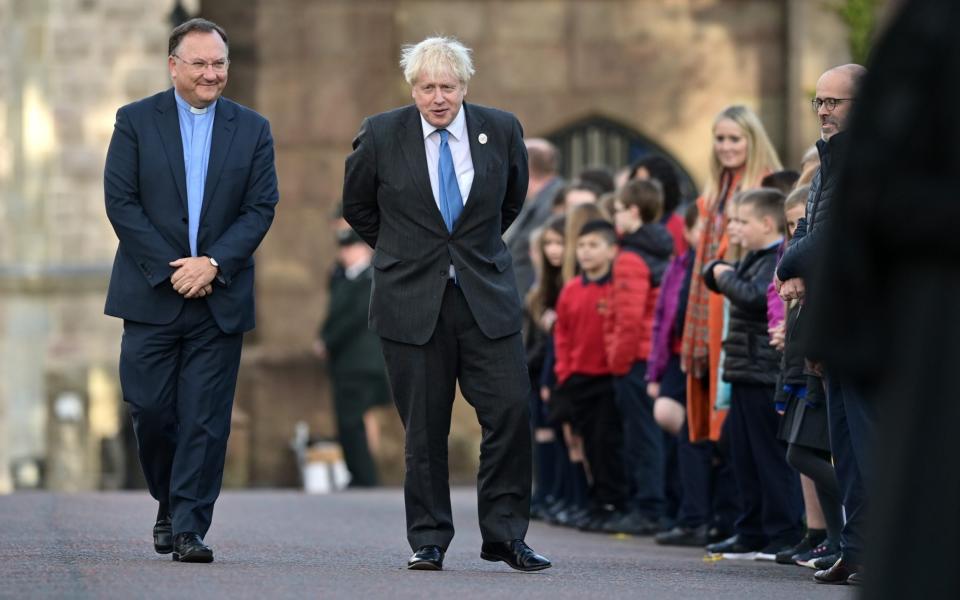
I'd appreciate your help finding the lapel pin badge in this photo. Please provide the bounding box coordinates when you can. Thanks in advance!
[478,133,488,144]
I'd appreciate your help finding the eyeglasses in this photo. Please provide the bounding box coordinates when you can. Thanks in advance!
[172,54,229,74]
[810,97,853,112]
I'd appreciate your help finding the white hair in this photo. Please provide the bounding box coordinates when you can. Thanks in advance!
[400,36,475,86]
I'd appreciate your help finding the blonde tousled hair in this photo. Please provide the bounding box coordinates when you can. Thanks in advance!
[704,105,783,201]
[400,36,475,86]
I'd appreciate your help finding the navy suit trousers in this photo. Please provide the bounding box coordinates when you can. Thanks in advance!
[120,299,242,538]
[613,361,665,519]
[727,383,804,544]
[825,375,876,564]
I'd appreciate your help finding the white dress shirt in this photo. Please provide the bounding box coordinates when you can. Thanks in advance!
[420,106,475,209]
[344,259,371,281]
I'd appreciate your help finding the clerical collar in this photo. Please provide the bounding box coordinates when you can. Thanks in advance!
[174,90,216,116]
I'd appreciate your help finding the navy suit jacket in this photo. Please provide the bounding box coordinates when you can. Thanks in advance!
[104,89,279,334]
[342,103,528,345]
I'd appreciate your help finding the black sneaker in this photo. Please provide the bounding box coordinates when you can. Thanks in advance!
[542,499,570,524]
[601,511,660,536]
[564,507,593,529]
[552,505,587,527]
[655,524,708,547]
[530,502,546,521]
[796,541,841,569]
[578,506,620,532]
[707,524,734,544]
[775,529,825,564]
[812,551,843,571]
[706,535,765,560]
[756,536,801,562]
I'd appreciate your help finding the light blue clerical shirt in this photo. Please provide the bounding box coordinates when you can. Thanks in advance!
[174,91,217,257]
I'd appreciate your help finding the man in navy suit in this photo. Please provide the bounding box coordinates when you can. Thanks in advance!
[103,18,278,563]
[343,37,550,572]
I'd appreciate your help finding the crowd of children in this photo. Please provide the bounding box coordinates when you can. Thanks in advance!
[522,100,857,586]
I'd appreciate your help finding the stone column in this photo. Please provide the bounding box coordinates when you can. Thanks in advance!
[784,0,852,166]
[0,0,180,490]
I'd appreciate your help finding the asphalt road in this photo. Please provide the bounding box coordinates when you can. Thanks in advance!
[0,488,854,599]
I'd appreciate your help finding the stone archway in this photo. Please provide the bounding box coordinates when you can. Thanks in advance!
[546,115,698,203]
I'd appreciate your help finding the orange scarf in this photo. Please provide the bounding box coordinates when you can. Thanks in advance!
[681,168,742,377]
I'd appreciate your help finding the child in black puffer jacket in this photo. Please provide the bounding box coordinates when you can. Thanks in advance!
[702,188,803,560]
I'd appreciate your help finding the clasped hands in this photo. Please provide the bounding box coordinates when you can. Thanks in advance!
[169,257,217,299]
[774,274,805,302]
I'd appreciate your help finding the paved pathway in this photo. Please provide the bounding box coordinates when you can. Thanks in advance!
[0,489,854,599]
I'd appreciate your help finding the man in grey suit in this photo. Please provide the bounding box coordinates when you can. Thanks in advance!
[343,36,551,573]
[502,139,564,296]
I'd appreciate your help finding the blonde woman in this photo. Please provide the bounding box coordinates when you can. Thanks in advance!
[681,105,782,444]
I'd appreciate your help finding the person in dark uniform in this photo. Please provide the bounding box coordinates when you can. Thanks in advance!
[315,222,391,487]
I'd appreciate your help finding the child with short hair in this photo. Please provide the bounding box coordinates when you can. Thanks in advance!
[601,179,674,534]
[561,203,606,283]
[553,220,626,529]
[703,188,803,560]
[774,186,844,567]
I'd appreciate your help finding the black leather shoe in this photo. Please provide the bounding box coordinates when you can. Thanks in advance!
[602,511,660,536]
[407,545,444,570]
[172,532,213,563]
[707,524,733,544]
[705,534,765,559]
[153,516,172,554]
[481,540,552,572]
[814,557,860,584]
[655,524,708,547]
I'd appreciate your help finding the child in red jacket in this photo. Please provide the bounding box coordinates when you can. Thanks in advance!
[602,179,675,535]
[553,219,625,530]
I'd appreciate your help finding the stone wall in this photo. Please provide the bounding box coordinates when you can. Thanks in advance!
[201,0,856,486]
[0,0,199,491]
[1,0,883,490]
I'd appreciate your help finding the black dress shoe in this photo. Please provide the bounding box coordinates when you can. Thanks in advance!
[172,532,213,563]
[153,516,172,554]
[705,534,765,559]
[814,557,860,584]
[655,524,708,547]
[407,545,444,570]
[481,540,552,572]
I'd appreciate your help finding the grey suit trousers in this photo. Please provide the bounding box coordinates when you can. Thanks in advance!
[380,282,532,551]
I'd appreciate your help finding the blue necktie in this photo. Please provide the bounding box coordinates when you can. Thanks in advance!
[437,129,463,233]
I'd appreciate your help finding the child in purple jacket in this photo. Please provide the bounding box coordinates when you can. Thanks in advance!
[647,204,700,427]
[646,204,723,547]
